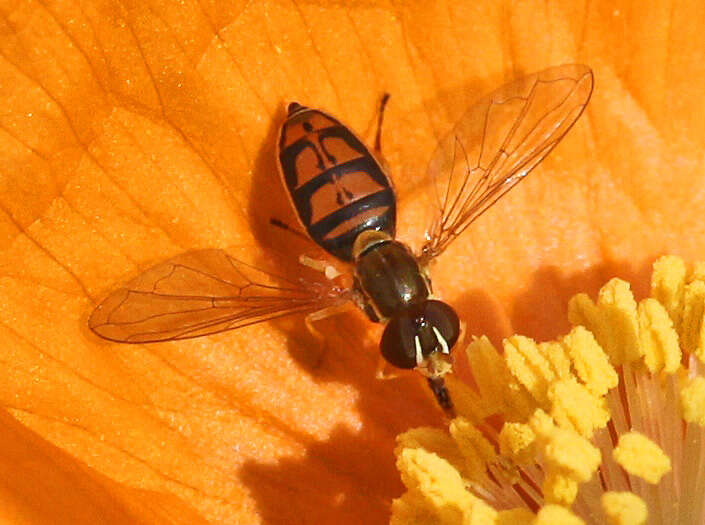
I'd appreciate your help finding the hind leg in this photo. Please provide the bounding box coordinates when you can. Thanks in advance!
[374,93,390,155]
[365,93,391,173]
[304,302,356,367]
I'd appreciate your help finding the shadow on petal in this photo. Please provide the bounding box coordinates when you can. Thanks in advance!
[0,408,208,524]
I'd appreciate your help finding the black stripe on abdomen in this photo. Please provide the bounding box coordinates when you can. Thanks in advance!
[291,156,390,225]
[306,189,396,260]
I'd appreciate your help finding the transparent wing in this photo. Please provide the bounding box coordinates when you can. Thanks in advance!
[420,64,593,263]
[89,249,349,343]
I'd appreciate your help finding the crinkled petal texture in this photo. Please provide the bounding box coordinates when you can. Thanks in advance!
[1,0,704,523]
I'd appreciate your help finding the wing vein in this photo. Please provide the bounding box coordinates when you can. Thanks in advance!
[89,249,348,343]
[421,65,593,263]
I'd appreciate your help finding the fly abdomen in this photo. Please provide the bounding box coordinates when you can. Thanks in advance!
[277,105,396,261]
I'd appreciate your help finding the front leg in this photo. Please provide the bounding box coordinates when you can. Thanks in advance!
[299,254,341,280]
[375,354,401,380]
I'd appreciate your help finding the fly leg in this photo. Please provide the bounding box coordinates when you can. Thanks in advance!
[375,355,401,380]
[376,355,456,418]
[457,320,467,348]
[269,217,310,241]
[268,218,325,256]
[374,93,390,154]
[370,93,391,172]
[304,302,356,368]
[298,251,348,366]
[299,254,341,280]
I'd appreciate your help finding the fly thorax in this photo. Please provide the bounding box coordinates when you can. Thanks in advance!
[352,236,431,322]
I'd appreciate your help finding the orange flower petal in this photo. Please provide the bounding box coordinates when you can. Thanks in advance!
[1,1,704,522]
[0,409,208,524]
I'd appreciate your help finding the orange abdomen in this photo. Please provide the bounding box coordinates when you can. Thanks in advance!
[277,103,396,261]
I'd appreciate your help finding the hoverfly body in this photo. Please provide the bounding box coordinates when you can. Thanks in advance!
[89,64,594,416]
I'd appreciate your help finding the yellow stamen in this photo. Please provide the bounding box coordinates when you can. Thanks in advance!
[547,379,609,438]
[449,418,497,480]
[638,298,681,373]
[568,279,642,365]
[465,336,534,421]
[681,280,705,361]
[391,255,705,523]
[529,410,601,483]
[396,427,464,474]
[393,448,498,525]
[443,374,493,424]
[613,432,671,484]
[498,422,535,464]
[542,472,578,505]
[533,504,585,524]
[560,326,617,397]
[504,335,556,407]
[690,261,705,282]
[650,255,686,329]
[601,492,648,525]
[496,508,534,524]
[539,340,572,381]
[679,376,705,426]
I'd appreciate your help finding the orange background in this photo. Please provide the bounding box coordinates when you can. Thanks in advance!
[1,0,704,523]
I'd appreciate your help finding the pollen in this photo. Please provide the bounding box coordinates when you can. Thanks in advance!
[601,492,648,525]
[449,418,497,479]
[533,505,585,525]
[391,255,705,524]
[568,279,641,365]
[560,326,617,397]
[691,260,705,281]
[679,376,705,426]
[530,410,601,483]
[540,340,572,380]
[396,427,465,473]
[613,432,671,484]
[542,472,578,505]
[650,255,686,329]
[638,298,681,373]
[681,280,705,361]
[463,336,534,421]
[392,447,498,525]
[547,379,610,438]
[498,422,535,463]
[504,335,556,407]
[444,374,493,424]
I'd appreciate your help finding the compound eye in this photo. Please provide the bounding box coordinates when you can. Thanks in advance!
[380,300,460,369]
[423,300,460,351]
[379,306,419,369]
